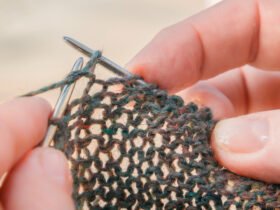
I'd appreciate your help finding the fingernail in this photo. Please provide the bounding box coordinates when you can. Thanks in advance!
[214,116,269,153]
[40,148,71,188]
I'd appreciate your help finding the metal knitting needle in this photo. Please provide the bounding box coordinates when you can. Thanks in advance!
[40,57,83,147]
[63,36,147,85]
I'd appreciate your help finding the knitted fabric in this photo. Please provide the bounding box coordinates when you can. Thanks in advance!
[25,56,280,210]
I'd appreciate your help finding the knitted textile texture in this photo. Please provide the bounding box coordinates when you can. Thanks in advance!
[26,57,280,210]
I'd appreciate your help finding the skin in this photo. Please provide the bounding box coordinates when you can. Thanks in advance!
[1,0,280,208]
[127,0,280,183]
[0,97,75,210]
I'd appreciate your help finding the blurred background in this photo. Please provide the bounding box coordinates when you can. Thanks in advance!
[0,0,219,104]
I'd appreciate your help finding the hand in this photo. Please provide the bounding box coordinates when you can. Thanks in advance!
[0,98,74,210]
[127,0,280,183]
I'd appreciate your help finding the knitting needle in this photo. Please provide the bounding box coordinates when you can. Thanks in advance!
[63,36,147,85]
[40,57,83,147]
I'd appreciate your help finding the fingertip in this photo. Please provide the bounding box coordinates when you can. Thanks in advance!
[127,62,169,93]
[35,148,73,193]
[19,96,52,118]
[211,111,280,183]
[177,82,235,119]
[126,62,146,78]
[0,96,52,128]
[0,97,52,176]
[30,96,52,114]
[1,148,74,210]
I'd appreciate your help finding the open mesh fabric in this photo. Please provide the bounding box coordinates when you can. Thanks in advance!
[26,56,280,210]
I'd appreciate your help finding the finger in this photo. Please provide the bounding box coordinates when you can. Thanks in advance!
[177,66,280,119]
[0,97,51,176]
[176,79,236,119]
[0,148,74,210]
[211,110,280,183]
[127,0,280,92]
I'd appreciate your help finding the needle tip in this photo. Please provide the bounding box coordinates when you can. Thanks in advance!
[63,36,71,42]
[62,36,93,57]
[63,36,75,46]
[74,57,84,69]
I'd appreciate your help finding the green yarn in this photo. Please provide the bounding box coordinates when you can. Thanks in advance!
[26,56,280,210]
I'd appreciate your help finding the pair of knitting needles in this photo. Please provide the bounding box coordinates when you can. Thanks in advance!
[41,36,145,147]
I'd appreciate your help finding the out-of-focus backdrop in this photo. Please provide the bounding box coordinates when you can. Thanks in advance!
[0,0,219,104]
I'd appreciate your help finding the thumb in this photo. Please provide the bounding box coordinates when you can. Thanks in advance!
[212,110,280,183]
[0,148,74,210]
